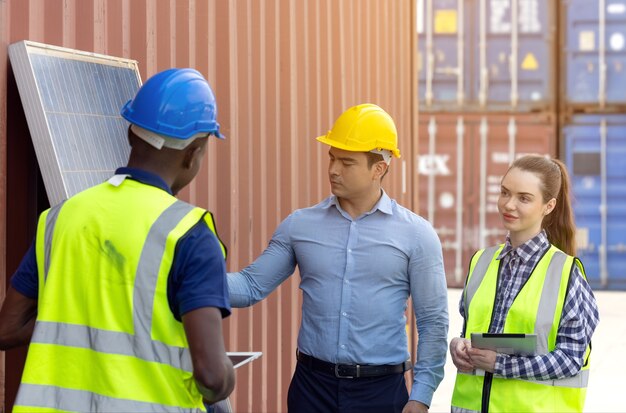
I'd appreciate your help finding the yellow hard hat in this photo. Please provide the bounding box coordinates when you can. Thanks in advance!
[316,103,401,158]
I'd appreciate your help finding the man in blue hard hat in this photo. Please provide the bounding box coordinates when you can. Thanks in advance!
[0,68,234,412]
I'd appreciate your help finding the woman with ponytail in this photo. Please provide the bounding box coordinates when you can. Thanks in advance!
[450,155,599,413]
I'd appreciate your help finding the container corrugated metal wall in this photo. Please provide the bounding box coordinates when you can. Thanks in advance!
[417,0,557,111]
[563,0,626,109]
[475,0,556,110]
[0,1,417,411]
[563,114,626,290]
[417,0,471,107]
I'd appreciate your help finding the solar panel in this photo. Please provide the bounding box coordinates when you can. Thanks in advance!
[8,40,142,206]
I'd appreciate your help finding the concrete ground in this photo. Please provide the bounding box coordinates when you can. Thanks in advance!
[429,288,625,412]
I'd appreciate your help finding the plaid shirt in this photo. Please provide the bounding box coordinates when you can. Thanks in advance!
[459,231,600,380]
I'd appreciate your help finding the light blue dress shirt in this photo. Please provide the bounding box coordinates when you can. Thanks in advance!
[228,191,449,405]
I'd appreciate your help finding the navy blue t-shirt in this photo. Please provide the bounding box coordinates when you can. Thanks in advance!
[10,167,231,320]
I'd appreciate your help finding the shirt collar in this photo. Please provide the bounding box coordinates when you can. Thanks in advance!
[325,189,394,216]
[114,167,173,195]
[497,230,550,263]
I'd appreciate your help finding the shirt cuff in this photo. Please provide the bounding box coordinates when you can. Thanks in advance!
[409,383,434,408]
[494,353,509,376]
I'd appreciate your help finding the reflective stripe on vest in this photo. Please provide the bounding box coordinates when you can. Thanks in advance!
[43,201,65,282]
[452,407,479,413]
[15,193,210,412]
[16,384,199,413]
[463,246,500,322]
[457,362,590,388]
[535,250,568,354]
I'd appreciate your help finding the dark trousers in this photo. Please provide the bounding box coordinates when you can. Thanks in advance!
[287,362,409,413]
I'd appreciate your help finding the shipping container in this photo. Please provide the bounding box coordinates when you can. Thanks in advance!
[563,0,626,109]
[417,112,557,287]
[417,0,556,111]
[563,114,626,290]
[416,0,472,108]
[475,0,556,111]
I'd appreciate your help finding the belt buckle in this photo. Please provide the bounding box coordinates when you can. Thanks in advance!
[334,364,358,379]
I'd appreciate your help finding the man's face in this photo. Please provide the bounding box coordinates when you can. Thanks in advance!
[327,147,379,200]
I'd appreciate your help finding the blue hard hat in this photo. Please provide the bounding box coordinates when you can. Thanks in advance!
[121,68,224,140]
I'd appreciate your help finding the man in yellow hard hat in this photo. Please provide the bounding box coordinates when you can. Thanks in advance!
[228,103,449,413]
[0,68,234,412]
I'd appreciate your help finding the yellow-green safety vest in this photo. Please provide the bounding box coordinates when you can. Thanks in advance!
[451,244,591,413]
[14,176,226,413]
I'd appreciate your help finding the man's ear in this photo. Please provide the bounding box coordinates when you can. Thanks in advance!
[374,161,388,180]
[182,144,202,170]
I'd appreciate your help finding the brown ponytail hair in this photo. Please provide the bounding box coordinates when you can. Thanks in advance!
[509,155,577,255]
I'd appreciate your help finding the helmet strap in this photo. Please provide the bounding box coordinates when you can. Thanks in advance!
[131,125,205,150]
[370,149,392,165]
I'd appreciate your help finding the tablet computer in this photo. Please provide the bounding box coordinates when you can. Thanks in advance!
[227,351,262,369]
[471,333,537,356]
[214,353,263,413]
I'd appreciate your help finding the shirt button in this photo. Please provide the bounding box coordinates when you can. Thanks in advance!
[344,280,349,284]
[340,344,346,349]
[342,312,348,317]
[348,249,352,253]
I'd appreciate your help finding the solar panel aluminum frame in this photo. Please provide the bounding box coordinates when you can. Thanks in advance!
[8,40,142,206]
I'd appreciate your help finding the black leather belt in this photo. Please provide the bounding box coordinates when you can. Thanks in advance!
[296,350,412,379]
